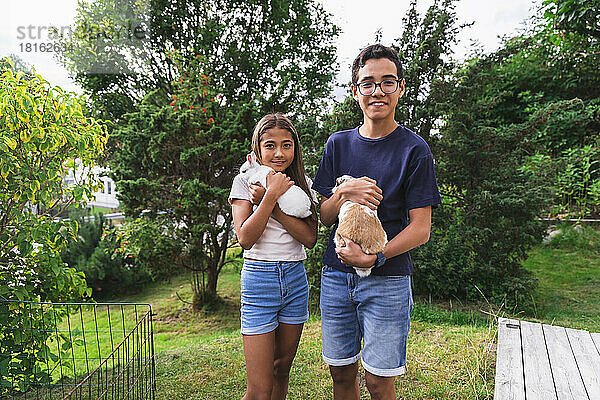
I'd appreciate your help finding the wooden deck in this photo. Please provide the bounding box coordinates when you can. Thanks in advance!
[494,317,600,399]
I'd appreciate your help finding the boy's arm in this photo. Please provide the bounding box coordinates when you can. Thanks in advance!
[335,206,432,268]
[319,178,383,227]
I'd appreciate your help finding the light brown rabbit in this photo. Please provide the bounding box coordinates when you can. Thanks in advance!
[332,175,387,277]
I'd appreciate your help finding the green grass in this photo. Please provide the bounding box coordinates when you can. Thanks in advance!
[520,224,600,331]
[36,227,599,399]
[128,264,497,399]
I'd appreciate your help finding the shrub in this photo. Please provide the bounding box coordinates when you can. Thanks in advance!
[0,58,106,396]
[115,217,184,280]
[61,209,105,273]
[556,146,600,217]
[79,226,153,298]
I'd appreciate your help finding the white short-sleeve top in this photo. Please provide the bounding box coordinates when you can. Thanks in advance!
[228,173,318,261]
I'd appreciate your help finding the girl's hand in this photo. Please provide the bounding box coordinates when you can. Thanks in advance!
[265,171,294,200]
[248,183,266,205]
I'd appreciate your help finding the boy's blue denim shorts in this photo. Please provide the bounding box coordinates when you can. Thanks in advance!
[320,265,413,377]
[240,260,309,335]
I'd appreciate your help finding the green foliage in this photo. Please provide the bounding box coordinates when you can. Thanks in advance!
[394,0,463,144]
[543,0,600,39]
[58,0,339,120]
[408,0,600,306]
[409,49,555,308]
[0,302,78,396]
[529,98,600,155]
[110,53,249,307]
[556,146,600,217]
[0,57,107,303]
[115,217,184,280]
[0,57,107,398]
[304,224,332,311]
[61,209,106,272]
[79,225,153,297]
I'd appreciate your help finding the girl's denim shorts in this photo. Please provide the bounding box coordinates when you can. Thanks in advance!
[240,260,309,335]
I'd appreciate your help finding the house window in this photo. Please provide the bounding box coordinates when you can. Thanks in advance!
[107,181,112,194]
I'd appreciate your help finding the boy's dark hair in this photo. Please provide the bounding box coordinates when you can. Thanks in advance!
[351,44,403,84]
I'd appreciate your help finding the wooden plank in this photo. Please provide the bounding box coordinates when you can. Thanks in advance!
[566,328,600,399]
[494,318,525,400]
[543,324,588,400]
[591,333,600,356]
[521,320,557,400]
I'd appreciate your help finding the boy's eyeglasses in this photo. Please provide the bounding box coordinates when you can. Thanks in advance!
[355,79,401,96]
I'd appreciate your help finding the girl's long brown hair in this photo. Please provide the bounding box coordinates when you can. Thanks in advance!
[251,113,317,220]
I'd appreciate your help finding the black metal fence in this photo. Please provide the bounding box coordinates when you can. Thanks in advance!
[0,300,155,400]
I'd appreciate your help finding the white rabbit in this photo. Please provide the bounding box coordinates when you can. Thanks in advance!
[332,175,387,277]
[240,153,312,219]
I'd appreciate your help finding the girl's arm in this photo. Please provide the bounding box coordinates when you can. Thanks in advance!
[231,172,293,250]
[248,183,317,248]
[271,207,318,249]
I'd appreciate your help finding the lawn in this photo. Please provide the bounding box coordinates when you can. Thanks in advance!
[520,224,600,332]
[144,267,497,400]
[37,224,600,399]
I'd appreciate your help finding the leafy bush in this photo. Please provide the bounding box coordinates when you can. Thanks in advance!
[412,203,539,310]
[115,217,184,280]
[530,99,600,155]
[0,59,106,302]
[79,226,153,298]
[62,209,105,273]
[522,145,600,218]
[0,58,106,396]
[556,146,600,217]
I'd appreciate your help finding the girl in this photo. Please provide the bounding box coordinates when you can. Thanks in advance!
[229,113,318,400]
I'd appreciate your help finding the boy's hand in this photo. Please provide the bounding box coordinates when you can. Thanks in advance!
[335,236,377,268]
[249,183,266,205]
[265,171,294,200]
[339,177,383,210]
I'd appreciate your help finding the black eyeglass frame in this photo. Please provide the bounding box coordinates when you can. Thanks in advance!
[353,79,403,96]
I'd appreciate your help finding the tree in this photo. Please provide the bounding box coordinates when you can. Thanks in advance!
[394,0,466,145]
[410,49,553,306]
[0,59,108,395]
[58,0,339,121]
[543,0,600,39]
[110,53,251,307]
[0,57,108,303]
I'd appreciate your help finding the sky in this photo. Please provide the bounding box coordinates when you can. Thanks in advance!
[1,0,541,98]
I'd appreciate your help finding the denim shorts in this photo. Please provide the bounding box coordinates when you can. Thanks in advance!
[240,260,309,335]
[320,265,413,377]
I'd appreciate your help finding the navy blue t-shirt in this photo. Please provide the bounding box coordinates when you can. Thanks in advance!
[312,125,442,276]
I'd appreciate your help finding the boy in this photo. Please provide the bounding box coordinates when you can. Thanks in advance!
[312,44,441,399]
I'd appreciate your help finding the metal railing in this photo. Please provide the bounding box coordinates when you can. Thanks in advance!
[0,300,155,400]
